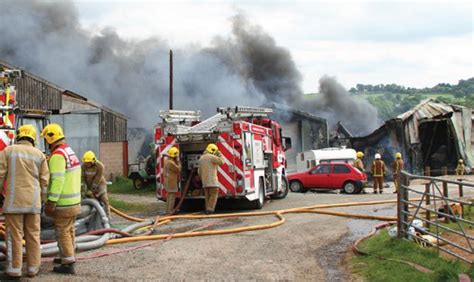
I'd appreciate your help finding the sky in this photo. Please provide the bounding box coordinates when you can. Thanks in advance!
[74,0,473,93]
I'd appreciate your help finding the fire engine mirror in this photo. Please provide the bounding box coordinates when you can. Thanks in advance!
[283,137,292,151]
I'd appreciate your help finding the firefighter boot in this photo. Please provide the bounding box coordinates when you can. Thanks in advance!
[53,264,75,275]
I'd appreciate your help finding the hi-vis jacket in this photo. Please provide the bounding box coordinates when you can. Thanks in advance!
[198,152,224,188]
[47,143,81,207]
[82,160,107,196]
[0,140,49,214]
[163,157,181,192]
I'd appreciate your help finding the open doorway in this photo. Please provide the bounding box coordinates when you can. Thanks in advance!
[419,118,459,176]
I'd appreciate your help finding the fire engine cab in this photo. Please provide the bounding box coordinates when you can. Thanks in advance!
[155,106,292,209]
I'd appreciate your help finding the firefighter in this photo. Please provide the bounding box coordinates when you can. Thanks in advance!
[81,151,110,217]
[41,124,81,275]
[392,152,404,194]
[455,159,465,176]
[371,153,386,194]
[354,151,365,172]
[0,125,49,279]
[198,143,224,214]
[163,147,181,214]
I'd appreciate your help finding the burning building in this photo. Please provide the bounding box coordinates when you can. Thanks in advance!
[268,103,328,172]
[351,99,473,176]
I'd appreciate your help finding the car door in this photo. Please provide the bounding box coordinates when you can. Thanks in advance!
[331,164,352,189]
[307,164,331,188]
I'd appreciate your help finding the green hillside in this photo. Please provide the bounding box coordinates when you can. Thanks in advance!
[304,78,474,121]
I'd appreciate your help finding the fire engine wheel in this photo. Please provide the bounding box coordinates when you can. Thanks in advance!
[250,179,265,209]
[133,177,144,190]
[289,180,303,193]
[271,176,289,199]
[343,181,357,194]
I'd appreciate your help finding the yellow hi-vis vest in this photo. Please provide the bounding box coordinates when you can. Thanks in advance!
[47,143,81,207]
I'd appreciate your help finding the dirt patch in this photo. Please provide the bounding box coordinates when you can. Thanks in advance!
[441,228,474,262]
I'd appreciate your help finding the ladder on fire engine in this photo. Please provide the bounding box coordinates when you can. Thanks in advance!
[218,106,273,119]
[184,113,223,134]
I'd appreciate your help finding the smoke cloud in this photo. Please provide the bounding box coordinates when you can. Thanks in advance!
[0,1,379,137]
[301,76,380,136]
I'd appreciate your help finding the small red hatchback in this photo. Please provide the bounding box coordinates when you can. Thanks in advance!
[288,163,367,194]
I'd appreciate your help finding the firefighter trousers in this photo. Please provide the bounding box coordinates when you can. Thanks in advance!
[373,176,384,193]
[166,192,176,213]
[98,193,110,217]
[393,174,400,192]
[204,187,219,212]
[5,214,41,277]
[54,207,79,265]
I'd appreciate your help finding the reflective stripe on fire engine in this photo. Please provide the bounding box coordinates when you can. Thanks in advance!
[218,136,241,158]
[218,167,235,188]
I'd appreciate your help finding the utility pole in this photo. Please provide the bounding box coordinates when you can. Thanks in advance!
[169,49,173,110]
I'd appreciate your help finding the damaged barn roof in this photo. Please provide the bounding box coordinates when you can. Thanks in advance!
[352,98,473,174]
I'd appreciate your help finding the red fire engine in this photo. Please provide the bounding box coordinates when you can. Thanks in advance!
[155,106,292,209]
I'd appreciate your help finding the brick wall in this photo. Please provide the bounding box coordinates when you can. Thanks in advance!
[100,142,126,181]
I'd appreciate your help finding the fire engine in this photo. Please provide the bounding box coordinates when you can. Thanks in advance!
[155,106,292,209]
[0,67,50,152]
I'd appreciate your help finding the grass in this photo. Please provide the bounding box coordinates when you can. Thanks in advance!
[108,197,160,213]
[351,230,473,281]
[107,176,155,196]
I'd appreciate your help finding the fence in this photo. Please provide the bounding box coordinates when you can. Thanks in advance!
[398,171,474,264]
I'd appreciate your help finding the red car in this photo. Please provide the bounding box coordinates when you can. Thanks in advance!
[288,163,367,194]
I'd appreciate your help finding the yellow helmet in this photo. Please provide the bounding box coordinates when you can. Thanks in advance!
[459,159,464,164]
[41,123,65,144]
[168,147,179,158]
[395,152,402,159]
[17,124,37,142]
[82,151,96,163]
[205,143,219,155]
[356,151,364,158]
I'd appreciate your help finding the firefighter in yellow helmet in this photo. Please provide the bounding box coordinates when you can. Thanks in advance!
[354,151,365,172]
[41,123,81,275]
[0,125,49,279]
[81,151,110,217]
[455,159,465,176]
[371,153,386,194]
[392,152,404,194]
[198,143,224,214]
[163,147,181,214]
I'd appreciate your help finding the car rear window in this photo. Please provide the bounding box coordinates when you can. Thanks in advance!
[333,164,350,173]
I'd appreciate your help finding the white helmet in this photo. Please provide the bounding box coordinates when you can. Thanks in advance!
[375,153,381,159]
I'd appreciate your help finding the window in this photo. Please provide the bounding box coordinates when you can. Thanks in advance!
[333,164,350,174]
[300,154,305,161]
[311,165,331,174]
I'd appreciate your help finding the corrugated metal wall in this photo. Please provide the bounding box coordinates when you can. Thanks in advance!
[101,109,127,142]
[51,113,100,162]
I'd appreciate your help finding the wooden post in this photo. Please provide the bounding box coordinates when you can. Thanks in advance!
[425,183,431,229]
[458,179,463,220]
[398,173,409,238]
[443,181,449,223]
[424,166,430,176]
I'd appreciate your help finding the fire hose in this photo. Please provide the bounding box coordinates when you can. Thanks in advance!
[0,198,415,260]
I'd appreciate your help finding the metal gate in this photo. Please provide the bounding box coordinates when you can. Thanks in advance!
[397,171,473,264]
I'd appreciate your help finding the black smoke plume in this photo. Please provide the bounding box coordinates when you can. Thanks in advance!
[0,1,379,136]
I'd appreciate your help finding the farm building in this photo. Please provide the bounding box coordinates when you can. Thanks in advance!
[268,103,329,172]
[1,59,128,179]
[351,99,473,176]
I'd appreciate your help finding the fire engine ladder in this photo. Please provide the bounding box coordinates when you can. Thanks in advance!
[217,106,273,120]
[184,113,223,134]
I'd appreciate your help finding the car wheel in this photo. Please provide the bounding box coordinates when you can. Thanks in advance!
[290,180,303,193]
[271,176,289,199]
[251,178,265,209]
[133,177,144,190]
[343,181,357,194]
